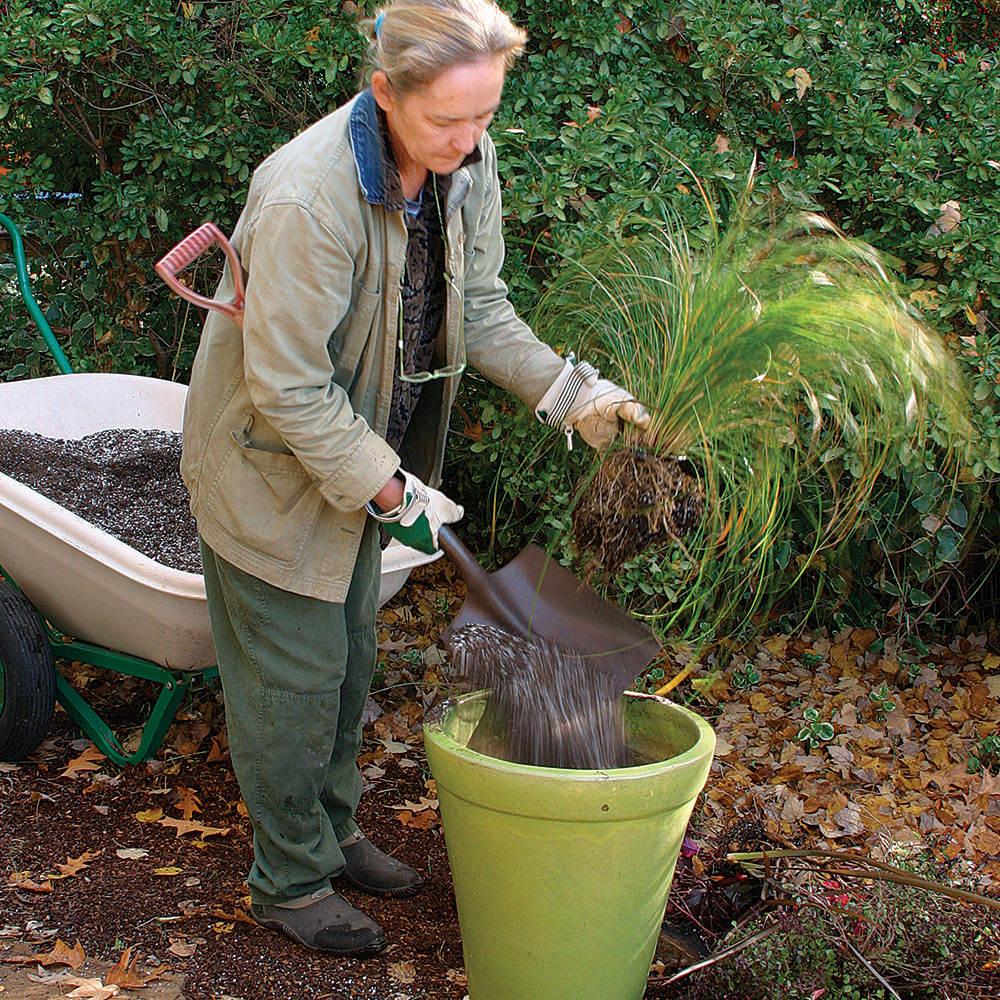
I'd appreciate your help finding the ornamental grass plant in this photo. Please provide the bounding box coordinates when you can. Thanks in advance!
[531,170,974,640]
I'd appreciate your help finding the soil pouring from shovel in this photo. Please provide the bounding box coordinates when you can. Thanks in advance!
[157,224,661,768]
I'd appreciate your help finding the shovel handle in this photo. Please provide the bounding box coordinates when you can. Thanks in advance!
[155,222,246,329]
[437,525,490,588]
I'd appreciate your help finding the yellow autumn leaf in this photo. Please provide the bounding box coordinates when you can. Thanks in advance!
[153,866,184,876]
[964,305,979,326]
[135,807,164,823]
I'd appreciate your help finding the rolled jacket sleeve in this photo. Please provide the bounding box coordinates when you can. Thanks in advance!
[240,203,399,511]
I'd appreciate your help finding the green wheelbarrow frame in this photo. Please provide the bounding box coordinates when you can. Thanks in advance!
[0,210,219,766]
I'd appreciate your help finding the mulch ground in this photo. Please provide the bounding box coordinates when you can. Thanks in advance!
[2,557,1000,999]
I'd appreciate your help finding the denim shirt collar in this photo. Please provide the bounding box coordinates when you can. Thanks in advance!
[349,87,480,218]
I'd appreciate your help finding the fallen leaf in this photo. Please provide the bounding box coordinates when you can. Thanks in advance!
[395,808,439,830]
[64,974,120,999]
[53,851,101,879]
[4,939,86,968]
[167,938,200,958]
[713,134,730,153]
[153,867,184,877]
[106,947,168,988]
[116,848,149,861]
[390,796,439,813]
[157,817,231,839]
[134,808,164,824]
[388,960,416,984]
[60,745,106,780]
[173,785,202,820]
[6,874,53,893]
[209,907,255,926]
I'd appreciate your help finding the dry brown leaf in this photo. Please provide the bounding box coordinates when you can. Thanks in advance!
[6,874,53,893]
[53,850,101,879]
[64,974,120,999]
[4,939,86,968]
[395,808,440,830]
[173,785,203,820]
[157,817,231,839]
[60,745,107,780]
[390,796,439,813]
[106,947,168,988]
[209,907,255,926]
[388,960,417,984]
[167,938,200,958]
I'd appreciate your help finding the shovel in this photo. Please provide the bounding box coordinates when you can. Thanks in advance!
[438,525,660,690]
[156,226,662,688]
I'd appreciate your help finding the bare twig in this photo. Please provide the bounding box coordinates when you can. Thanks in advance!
[647,923,779,986]
[727,848,1000,911]
[845,939,903,1000]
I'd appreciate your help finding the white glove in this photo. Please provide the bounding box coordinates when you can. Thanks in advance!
[366,469,464,554]
[535,358,650,450]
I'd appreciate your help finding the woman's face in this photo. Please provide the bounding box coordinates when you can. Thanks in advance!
[373,56,506,177]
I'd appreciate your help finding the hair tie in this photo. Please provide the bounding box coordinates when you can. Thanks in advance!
[374,11,385,37]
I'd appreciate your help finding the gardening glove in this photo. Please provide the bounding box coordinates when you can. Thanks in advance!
[535,358,650,451]
[365,469,463,555]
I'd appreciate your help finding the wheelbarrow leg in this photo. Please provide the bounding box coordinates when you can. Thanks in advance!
[50,637,218,766]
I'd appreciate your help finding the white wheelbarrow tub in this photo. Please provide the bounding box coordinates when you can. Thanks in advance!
[0,373,440,671]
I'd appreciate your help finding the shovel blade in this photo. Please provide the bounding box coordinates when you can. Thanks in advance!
[442,543,660,690]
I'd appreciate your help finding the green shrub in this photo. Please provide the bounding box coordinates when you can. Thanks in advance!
[2,0,997,634]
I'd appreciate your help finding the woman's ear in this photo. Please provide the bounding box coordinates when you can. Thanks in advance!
[371,70,394,112]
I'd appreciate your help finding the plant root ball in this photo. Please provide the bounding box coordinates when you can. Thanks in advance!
[572,448,705,575]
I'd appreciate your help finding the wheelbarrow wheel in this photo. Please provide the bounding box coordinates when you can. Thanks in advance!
[0,578,56,761]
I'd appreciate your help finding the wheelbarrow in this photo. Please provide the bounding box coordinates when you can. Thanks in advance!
[0,212,440,765]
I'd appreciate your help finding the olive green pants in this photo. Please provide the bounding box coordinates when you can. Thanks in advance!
[199,524,381,905]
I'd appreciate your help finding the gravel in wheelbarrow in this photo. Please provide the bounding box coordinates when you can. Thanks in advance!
[0,427,200,574]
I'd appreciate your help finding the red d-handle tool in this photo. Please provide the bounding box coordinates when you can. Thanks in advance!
[155,222,246,329]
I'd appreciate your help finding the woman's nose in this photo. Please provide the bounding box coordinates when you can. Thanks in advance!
[457,123,480,154]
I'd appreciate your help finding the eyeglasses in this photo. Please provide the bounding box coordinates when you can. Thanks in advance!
[397,268,466,383]
[397,180,467,383]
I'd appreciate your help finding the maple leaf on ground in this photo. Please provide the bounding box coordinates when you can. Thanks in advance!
[60,745,107,780]
[106,946,169,988]
[157,816,231,838]
[4,939,86,968]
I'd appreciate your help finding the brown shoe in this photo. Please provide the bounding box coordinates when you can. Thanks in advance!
[250,886,385,956]
[339,831,424,898]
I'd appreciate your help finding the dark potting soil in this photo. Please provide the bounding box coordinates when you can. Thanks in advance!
[445,621,629,769]
[0,428,201,573]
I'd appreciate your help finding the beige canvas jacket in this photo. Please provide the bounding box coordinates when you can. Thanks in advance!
[180,90,566,601]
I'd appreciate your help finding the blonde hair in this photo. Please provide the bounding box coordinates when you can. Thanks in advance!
[363,0,527,94]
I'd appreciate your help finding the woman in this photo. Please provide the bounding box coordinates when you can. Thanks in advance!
[181,0,648,956]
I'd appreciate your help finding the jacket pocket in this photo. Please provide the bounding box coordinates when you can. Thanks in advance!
[206,435,324,568]
[329,282,381,390]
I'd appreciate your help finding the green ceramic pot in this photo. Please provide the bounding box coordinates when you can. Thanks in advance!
[423,690,716,1000]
